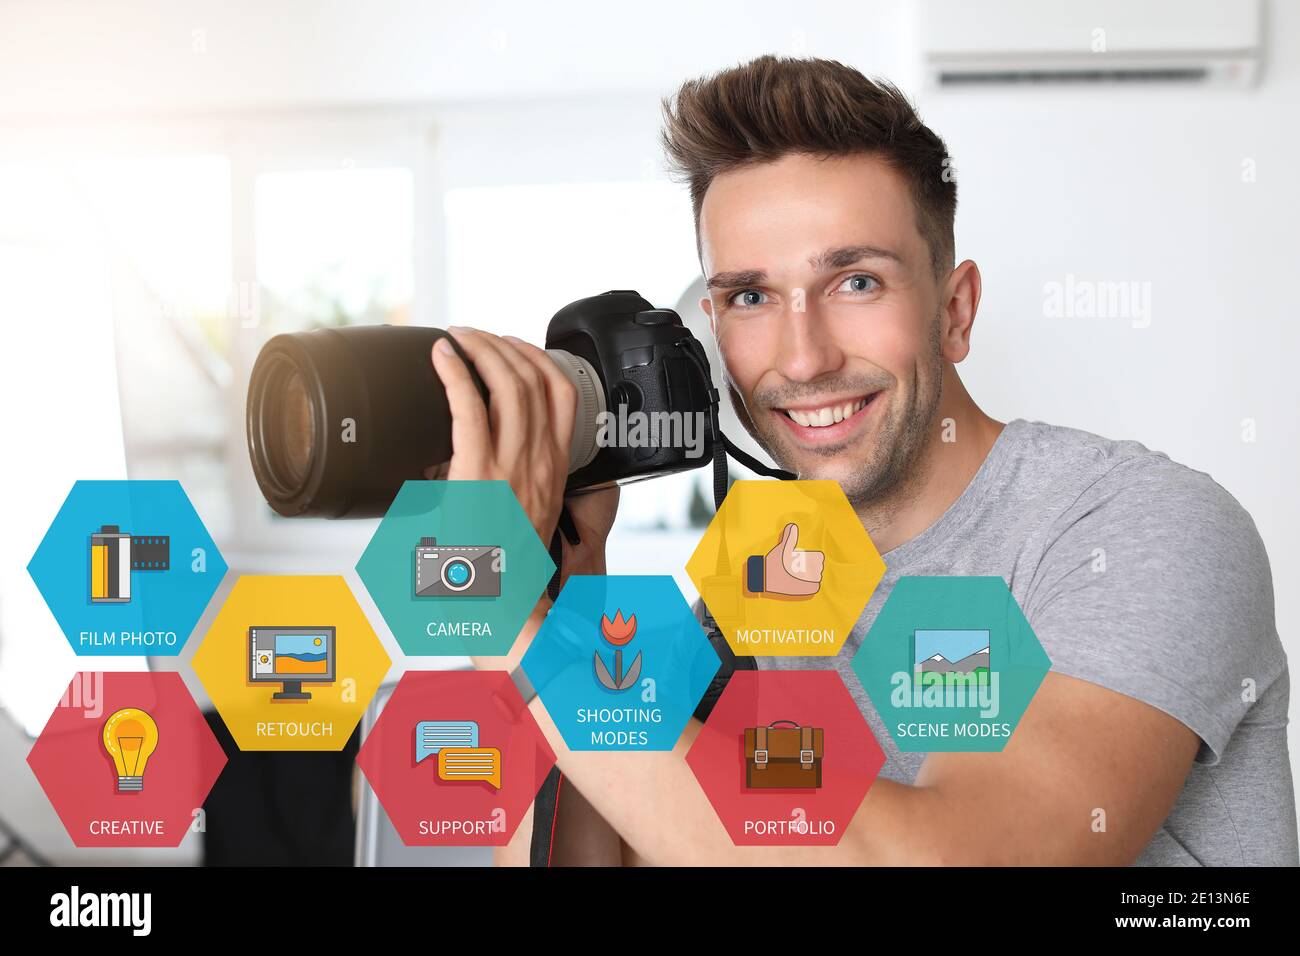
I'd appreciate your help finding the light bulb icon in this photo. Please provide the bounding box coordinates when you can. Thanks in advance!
[102,707,159,793]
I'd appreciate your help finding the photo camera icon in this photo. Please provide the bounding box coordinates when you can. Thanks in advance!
[413,538,503,598]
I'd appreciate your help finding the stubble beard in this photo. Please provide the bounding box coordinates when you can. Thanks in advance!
[728,317,945,511]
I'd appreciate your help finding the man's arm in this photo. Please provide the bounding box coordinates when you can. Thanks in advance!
[503,608,1200,866]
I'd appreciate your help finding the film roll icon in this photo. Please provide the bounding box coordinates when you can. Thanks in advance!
[90,524,170,604]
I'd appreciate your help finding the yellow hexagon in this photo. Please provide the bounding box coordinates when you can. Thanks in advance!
[686,480,885,656]
[192,575,392,750]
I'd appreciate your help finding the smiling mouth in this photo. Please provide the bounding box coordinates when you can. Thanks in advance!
[777,392,879,429]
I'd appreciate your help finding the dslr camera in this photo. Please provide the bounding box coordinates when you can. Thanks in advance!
[246,290,720,518]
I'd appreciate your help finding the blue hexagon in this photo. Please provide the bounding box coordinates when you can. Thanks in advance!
[27,480,227,656]
[522,575,720,750]
[851,576,1051,753]
[356,480,555,657]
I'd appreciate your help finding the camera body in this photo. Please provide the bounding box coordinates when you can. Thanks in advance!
[245,289,719,518]
[546,290,718,489]
[413,537,502,598]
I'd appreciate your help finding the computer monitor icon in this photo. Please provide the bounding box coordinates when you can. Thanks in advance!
[248,626,336,701]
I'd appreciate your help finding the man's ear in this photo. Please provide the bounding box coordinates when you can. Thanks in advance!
[941,260,982,364]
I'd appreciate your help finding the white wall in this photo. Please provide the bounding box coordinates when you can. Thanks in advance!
[1,0,1295,856]
[921,37,1300,766]
[0,0,916,119]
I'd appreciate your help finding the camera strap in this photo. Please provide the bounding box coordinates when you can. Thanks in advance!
[713,434,794,506]
[683,333,795,509]
[546,506,582,601]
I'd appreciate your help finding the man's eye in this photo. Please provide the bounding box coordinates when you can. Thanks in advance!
[729,289,768,307]
[838,274,878,294]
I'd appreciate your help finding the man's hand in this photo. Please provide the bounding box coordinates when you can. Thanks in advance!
[563,486,620,576]
[429,327,576,545]
[429,326,620,560]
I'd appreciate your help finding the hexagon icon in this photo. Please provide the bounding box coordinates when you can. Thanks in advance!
[685,479,885,657]
[851,576,1052,753]
[26,672,227,848]
[521,574,719,751]
[686,670,884,846]
[356,480,554,657]
[27,480,227,656]
[192,575,391,751]
[356,670,555,846]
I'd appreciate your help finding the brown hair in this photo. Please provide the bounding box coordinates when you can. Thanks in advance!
[660,55,956,277]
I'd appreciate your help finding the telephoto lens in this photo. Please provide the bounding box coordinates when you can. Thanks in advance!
[247,325,471,517]
[245,291,718,518]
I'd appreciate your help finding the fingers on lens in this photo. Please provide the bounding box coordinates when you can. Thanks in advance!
[432,334,491,470]
[505,336,579,437]
[450,330,530,457]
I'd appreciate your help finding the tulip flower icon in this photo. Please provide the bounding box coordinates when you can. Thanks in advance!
[594,610,642,691]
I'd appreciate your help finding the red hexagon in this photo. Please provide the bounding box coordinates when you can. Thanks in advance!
[26,672,227,848]
[686,670,884,846]
[356,670,555,846]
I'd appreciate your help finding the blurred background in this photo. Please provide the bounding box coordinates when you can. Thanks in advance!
[1,0,1296,864]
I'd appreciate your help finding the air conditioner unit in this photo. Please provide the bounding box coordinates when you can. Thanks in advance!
[919,0,1261,88]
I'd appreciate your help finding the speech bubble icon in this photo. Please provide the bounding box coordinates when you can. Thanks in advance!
[415,720,480,764]
[437,747,502,790]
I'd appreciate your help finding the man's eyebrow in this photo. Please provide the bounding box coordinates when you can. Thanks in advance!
[809,244,903,270]
[705,268,767,290]
[706,246,904,290]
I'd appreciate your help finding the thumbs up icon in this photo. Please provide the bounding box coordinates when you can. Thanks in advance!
[745,522,825,598]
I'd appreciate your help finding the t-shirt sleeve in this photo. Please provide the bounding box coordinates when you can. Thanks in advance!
[1022,456,1285,765]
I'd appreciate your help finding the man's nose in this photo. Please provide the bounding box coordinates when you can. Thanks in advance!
[773,300,844,384]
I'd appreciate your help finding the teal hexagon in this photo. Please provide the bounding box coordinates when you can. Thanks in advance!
[851,576,1050,753]
[356,480,554,656]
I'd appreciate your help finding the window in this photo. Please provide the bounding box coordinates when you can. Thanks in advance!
[0,159,220,733]
[67,156,234,539]
[0,136,425,731]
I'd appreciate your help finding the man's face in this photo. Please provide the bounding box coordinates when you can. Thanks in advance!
[699,152,947,505]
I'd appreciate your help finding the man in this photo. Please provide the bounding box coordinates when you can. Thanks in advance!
[429,55,1297,865]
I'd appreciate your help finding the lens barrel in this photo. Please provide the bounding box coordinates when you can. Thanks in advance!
[246,325,486,518]
[546,349,606,473]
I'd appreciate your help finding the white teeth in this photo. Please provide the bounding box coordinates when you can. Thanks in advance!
[785,396,870,428]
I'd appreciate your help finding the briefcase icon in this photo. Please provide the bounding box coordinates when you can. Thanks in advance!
[743,720,824,789]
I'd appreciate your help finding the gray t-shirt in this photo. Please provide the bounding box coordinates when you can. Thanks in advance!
[760,418,1298,866]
